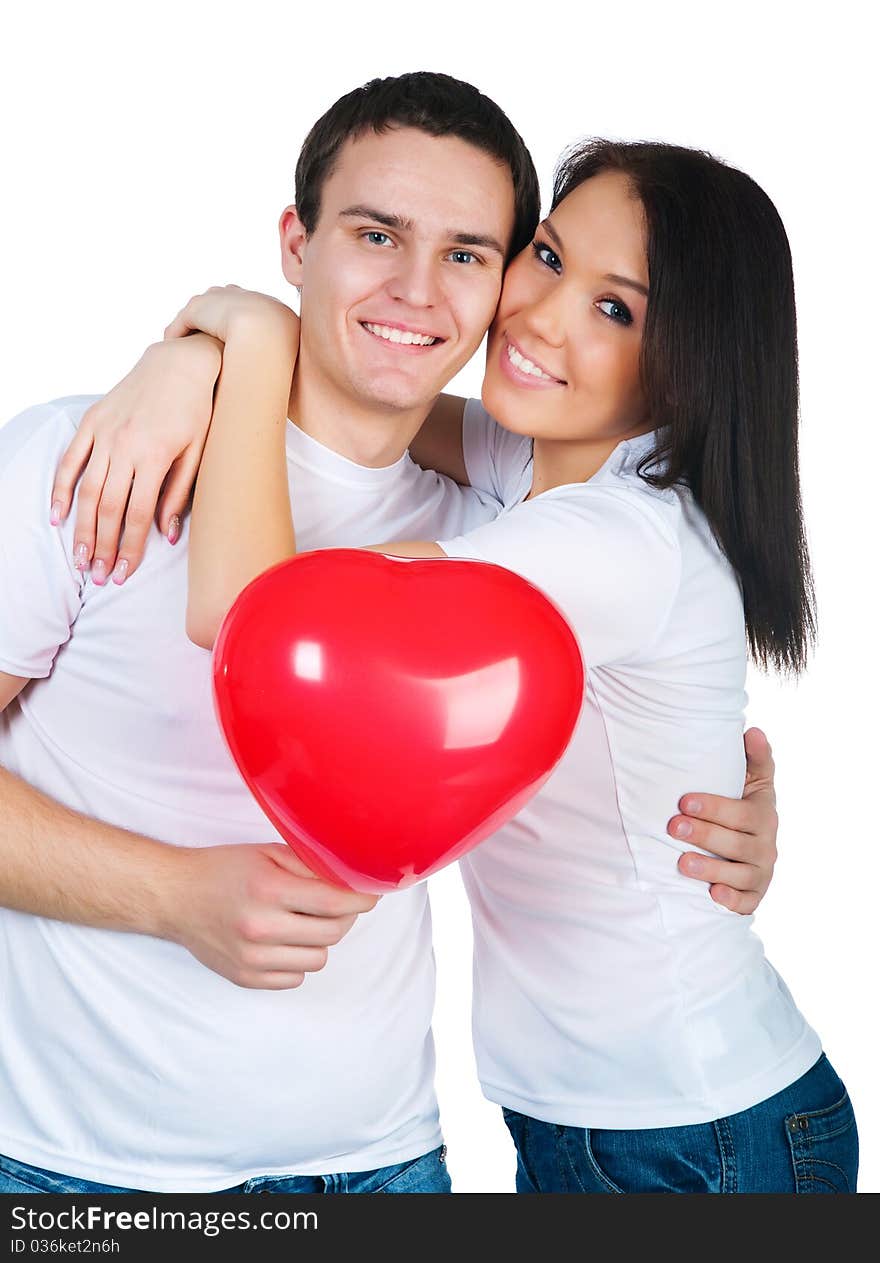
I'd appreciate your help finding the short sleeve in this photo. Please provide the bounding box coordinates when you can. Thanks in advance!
[462,398,532,507]
[438,486,682,667]
[0,399,90,678]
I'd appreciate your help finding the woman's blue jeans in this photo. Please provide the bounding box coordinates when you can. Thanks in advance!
[502,1054,858,1193]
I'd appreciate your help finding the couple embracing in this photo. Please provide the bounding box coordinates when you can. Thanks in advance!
[0,72,856,1194]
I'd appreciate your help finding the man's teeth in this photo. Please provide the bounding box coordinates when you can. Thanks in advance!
[507,342,555,380]
[364,322,438,346]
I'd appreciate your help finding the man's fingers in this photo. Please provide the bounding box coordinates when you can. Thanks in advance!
[240,909,358,949]
[240,943,329,975]
[678,730,776,834]
[264,845,380,915]
[674,790,765,835]
[264,843,320,879]
[236,970,306,992]
[280,877,378,918]
[52,424,96,522]
[708,885,762,916]
[283,912,358,947]
[671,814,775,871]
[677,851,765,893]
[668,814,755,860]
[744,726,776,791]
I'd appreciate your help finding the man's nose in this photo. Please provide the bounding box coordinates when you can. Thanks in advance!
[386,251,442,310]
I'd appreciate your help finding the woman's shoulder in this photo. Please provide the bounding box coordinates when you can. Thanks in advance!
[545,432,699,540]
[590,431,679,508]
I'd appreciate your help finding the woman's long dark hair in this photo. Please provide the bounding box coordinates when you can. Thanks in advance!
[552,140,815,674]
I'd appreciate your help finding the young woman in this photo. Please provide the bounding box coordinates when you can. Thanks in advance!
[51,140,856,1192]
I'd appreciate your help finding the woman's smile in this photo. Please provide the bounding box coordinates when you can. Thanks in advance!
[500,334,566,388]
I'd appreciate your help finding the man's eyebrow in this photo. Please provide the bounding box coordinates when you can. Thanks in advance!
[339,205,414,232]
[541,218,648,296]
[339,205,504,256]
[449,231,505,256]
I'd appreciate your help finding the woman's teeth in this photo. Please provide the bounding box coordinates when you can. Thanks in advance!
[363,322,438,346]
[507,342,555,380]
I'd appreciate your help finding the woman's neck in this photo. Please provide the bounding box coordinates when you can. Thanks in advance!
[528,424,653,499]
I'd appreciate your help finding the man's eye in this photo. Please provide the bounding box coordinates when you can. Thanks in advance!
[531,241,562,273]
[449,250,478,265]
[364,231,393,247]
[596,298,633,326]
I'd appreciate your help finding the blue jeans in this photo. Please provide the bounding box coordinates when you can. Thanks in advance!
[0,1144,450,1194]
[503,1054,858,1193]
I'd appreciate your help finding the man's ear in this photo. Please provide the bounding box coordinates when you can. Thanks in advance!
[279,205,307,288]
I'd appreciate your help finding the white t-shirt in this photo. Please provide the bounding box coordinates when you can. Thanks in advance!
[439,399,821,1129]
[0,395,500,1191]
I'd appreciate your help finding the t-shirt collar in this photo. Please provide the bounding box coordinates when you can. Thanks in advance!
[610,429,665,479]
[285,420,410,488]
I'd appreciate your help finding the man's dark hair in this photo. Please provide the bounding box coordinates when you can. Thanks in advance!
[552,139,814,675]
[294,72,540,260]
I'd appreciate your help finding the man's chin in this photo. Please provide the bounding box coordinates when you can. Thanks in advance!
[354,378,442,416]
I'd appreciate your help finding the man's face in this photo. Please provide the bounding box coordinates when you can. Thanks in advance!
[282,127,516,417]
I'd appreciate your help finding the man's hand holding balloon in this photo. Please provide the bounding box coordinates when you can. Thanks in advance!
[164,842,378,990]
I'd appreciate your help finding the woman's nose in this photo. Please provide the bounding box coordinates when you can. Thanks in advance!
[520,288,566,349]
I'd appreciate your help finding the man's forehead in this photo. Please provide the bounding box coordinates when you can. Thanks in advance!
[321,128,515,237]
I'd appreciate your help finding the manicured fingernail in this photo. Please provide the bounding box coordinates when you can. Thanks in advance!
[673,820,693,839]
[91,559,107,586]
[50,501,63,526]
[74,542,90,571]
[682,798,702,815]
[683,854,704,875]
[112,558,129,585]
[167,514,180,545]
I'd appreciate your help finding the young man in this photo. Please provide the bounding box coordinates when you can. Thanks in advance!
[0,74,777,1196]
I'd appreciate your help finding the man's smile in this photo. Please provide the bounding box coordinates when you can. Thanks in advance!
[359,320,446,351]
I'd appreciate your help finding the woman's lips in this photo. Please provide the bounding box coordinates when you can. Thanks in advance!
[499,335,565,389]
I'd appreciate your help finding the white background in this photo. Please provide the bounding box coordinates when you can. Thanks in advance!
[2,1,876,1193]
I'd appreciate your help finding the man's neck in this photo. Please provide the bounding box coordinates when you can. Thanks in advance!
[288,364,430,469]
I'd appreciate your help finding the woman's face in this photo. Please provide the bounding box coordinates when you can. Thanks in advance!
[482,170,650,444]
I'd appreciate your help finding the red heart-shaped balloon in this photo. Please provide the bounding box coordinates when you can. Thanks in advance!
[213,549,583,892]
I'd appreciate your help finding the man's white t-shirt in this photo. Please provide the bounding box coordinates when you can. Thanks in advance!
[0,395,500,1191]
[439,400,821,1129]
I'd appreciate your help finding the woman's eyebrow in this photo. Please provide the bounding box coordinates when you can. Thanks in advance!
[604,273,649,297]
[542,218,564,251]
[542,217,648,297]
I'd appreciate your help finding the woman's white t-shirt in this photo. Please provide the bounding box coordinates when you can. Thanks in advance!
[439,400,821,1129]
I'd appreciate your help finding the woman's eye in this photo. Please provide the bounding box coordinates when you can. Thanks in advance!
[597,298,633,326]
[364,231,393,247]
[531,241,562,273]
[449,250,478,265]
